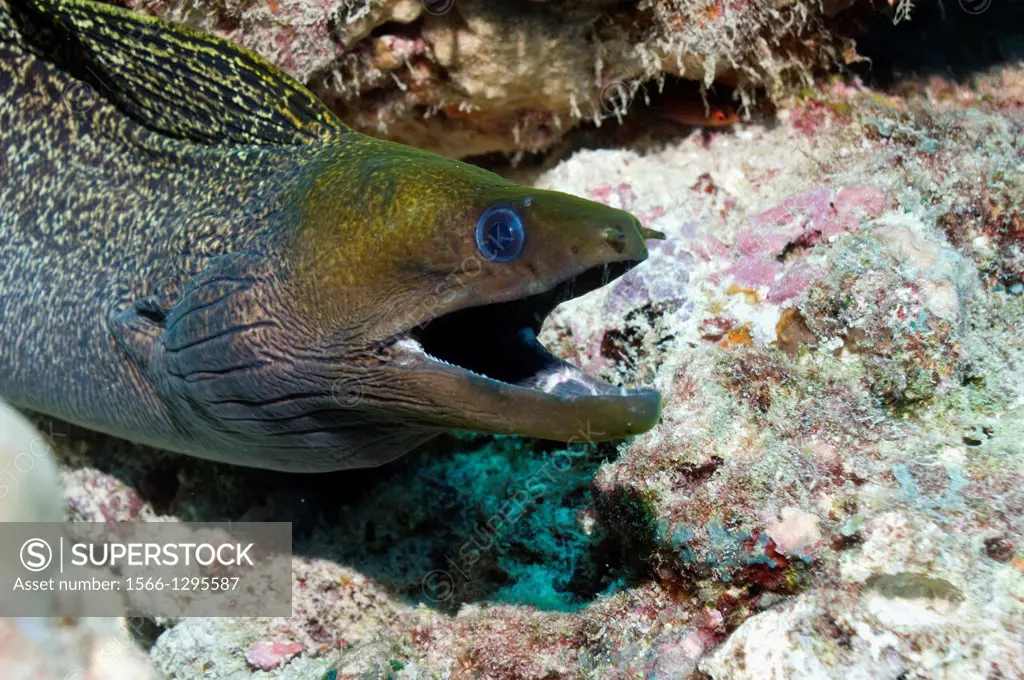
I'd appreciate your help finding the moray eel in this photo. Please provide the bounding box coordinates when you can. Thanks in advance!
[0,0,662,472]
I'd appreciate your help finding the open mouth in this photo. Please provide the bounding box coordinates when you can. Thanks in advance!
[391,261,637,398]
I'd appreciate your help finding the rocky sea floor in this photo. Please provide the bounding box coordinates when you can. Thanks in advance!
[2,16,1024,680]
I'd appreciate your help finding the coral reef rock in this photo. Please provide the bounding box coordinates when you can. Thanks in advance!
[125,0,861,156]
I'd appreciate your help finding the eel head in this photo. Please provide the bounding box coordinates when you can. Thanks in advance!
[290,140,664,450]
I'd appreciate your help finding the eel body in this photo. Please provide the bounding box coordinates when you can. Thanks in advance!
[0,0,661,471]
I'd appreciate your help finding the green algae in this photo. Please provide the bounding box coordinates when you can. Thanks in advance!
[864,572,964,602]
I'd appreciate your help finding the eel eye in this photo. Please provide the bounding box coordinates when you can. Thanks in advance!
[475,205,525,262]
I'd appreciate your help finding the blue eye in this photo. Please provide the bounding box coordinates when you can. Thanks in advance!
[475,205,525,262]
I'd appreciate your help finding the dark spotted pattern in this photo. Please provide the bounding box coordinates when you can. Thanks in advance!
[0,0,326,457]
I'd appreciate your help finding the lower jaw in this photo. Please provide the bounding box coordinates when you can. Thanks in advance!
[383,331,662,441]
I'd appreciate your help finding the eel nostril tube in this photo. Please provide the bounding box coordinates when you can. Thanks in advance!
[601,226,627,253]
[640,225,667,240]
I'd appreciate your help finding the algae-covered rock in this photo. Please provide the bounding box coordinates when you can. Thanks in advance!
[125,0,864,157]
[795,215,975,404]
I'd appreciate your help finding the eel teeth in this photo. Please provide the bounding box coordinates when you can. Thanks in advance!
[393,337,492,381]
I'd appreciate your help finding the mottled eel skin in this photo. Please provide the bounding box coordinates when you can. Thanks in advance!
[0,0,662,471]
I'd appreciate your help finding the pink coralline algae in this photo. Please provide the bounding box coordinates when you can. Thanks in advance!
[244,640,305,671]
[587,183,669,228]
[720,185,890,300]
[62,467,150,521]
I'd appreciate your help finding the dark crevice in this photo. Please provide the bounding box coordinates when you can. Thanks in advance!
[845,0,1024,88]
[409,261,634,385]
